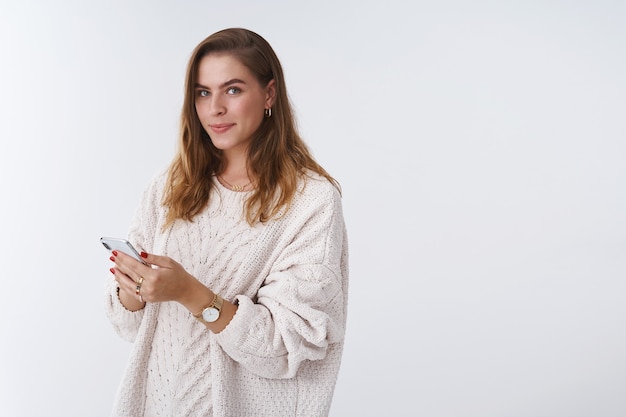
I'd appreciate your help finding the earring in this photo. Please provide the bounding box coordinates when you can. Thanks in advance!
[264,108,272,118]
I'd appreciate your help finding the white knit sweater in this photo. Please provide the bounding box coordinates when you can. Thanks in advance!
[105,171,349,417]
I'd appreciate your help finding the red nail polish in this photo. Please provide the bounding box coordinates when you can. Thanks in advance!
[109,267,115,274]
[109,256,115,262]
[140,251,148,258]
[112,250,118,256]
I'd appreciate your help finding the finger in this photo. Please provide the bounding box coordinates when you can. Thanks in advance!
[111,267,138,294]
[113,251,153,280]
[139,251,175,269]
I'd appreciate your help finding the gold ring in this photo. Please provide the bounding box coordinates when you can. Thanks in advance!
[137,276,144,285]
[135,284,141,295]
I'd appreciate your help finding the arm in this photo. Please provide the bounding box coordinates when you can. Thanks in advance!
[111,249,238,334]
[104,174,162,341]
[214,183,349,378]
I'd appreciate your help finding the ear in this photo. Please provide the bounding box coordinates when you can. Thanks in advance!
[265,79,276,108]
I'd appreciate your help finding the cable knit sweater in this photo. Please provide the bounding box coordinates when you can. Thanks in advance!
[105,171,349,417]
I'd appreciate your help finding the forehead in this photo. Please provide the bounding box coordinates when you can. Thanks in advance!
[196,53,255,85]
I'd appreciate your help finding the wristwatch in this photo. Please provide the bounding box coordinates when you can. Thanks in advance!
[193,293,224,324]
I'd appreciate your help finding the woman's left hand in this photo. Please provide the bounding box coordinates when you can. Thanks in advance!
[111,250,235,331]
[111,251,197,304]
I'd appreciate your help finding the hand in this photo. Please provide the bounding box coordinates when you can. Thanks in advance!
[110,250,236,332]
[110,250,197,304]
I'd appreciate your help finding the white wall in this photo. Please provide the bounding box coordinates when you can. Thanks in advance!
[1,1,624,416]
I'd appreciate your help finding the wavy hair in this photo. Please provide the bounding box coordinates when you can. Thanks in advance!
[162,28,339,227]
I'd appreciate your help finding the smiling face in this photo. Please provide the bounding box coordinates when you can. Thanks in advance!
[194,53,275,159]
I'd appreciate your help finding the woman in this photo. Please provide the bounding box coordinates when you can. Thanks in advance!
[105,28,349,417]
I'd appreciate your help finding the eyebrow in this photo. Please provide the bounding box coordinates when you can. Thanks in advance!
[195,78,247,90]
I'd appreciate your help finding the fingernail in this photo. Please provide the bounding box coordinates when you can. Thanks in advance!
[109,256,115,262]
[140,252,148,258]
[112,250,118,256]
[109,267,115,274]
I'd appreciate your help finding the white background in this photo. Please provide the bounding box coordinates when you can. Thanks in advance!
[1,1,624,416]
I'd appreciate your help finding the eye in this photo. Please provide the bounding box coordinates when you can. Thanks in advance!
[197,89,209,97]
[226,87,241,95]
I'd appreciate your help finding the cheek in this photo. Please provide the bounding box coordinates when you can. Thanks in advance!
[239,100,264,125]
[243,110,264,131]
[194,103,207,122]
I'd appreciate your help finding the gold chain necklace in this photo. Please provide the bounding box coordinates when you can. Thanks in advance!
[218,175,252,192]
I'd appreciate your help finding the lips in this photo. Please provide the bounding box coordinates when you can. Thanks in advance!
[209,123,235,134]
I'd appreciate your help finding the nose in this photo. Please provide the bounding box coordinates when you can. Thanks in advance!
[209,95,226,116]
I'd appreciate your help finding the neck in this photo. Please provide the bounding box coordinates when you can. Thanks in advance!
[219,167,251,184]
[218,162,254,192]
[217,174,253,192]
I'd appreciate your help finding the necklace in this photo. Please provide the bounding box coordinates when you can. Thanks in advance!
[218,175,252,192]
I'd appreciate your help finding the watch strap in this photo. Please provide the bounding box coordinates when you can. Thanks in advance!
[193,293,224,320]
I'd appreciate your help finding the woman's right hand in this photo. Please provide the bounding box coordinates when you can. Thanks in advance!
[109,254,147,311]
[110,250,237,332]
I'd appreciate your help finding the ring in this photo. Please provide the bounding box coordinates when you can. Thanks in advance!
[139,295,144,303]
[135,275,144,295]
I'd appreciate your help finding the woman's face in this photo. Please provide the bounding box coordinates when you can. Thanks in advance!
[194,53,275,158]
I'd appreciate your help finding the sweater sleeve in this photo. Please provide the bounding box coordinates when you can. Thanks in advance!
[104,279,145,342]
[104,173,162,342]
[214,181,349,379]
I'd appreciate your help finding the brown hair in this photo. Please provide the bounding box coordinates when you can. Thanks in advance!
[162,28,339,227]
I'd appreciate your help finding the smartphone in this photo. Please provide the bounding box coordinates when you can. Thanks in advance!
[100,237,149,265]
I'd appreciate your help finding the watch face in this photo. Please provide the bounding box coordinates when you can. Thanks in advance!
[201,307,220,323]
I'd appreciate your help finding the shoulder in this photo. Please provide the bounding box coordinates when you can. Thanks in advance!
[144,168,168,196]
[281,171,343,222]
[295,171,341,206]
[135,168,169,211]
